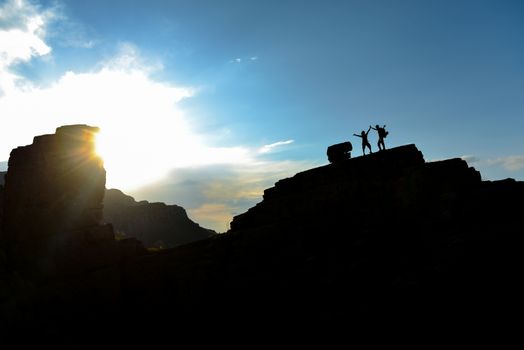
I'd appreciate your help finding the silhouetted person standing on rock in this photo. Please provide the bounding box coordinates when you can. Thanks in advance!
[371,124,388,151]
[353,126,372,155]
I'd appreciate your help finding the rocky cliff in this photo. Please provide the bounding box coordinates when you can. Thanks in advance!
[0,171,4,235]
[103,188,215,248]
[0,125,144,280]
[1,143,522,342]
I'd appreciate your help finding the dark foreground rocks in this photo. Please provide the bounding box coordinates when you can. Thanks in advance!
[1,141,522,342]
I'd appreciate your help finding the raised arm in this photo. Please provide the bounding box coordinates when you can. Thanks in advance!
[370,125,377,130]
[353,134,361,138]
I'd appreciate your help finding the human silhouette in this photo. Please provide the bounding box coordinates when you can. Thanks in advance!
[353,126,372,155]
[371,124,388,151]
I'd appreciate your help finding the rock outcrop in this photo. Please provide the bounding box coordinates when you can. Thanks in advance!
[103,188,215,248]
[0,125,144,280]
[116,145,522,330]
[232,144,434,230]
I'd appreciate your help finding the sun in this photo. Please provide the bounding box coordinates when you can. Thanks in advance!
[94,130,107,161]
[76,69,251,192]
[94,128,170,190]
[93,122,205,191]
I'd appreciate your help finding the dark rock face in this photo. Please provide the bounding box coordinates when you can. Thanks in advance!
[103,188,215,248]
[1,144,523,341]
[117,145,520,329]
[3,125,105,232]
[0,126,143,280]
[0,171,4,236]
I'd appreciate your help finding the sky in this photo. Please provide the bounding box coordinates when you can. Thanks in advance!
[1,0,523,232]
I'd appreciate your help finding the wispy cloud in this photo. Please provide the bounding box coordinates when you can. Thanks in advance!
[461,155,480,164]
[259,140,294,154]
[99,42,164,73]
[486,155,524,171]
[46,4,97,49]
[230,56,258,63]
[460,154,524,172]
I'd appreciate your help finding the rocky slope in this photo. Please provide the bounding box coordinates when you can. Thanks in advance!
[1,142,522,342]
[103,188,215,248]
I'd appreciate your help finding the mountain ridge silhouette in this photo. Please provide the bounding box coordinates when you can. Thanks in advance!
[0,136,522,341]
[103,188,215,248]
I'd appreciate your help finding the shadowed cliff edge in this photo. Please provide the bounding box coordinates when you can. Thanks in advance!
[0,127,523,341]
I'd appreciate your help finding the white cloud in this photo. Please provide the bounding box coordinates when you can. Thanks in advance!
[460,154,524,172]
[0,16,50,62]
[259,140,294,154]
[0,0,55,95]
[461,155,480,164]
[0,0,53,31]
[486,155,524,171]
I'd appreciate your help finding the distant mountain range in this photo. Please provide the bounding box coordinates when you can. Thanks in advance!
[103,188,215,248]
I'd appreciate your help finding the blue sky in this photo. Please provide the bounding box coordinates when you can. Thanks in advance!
[1,0,523,231]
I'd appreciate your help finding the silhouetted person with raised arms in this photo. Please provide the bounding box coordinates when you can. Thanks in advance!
[353,126,372,155]
[371,124,388,151]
